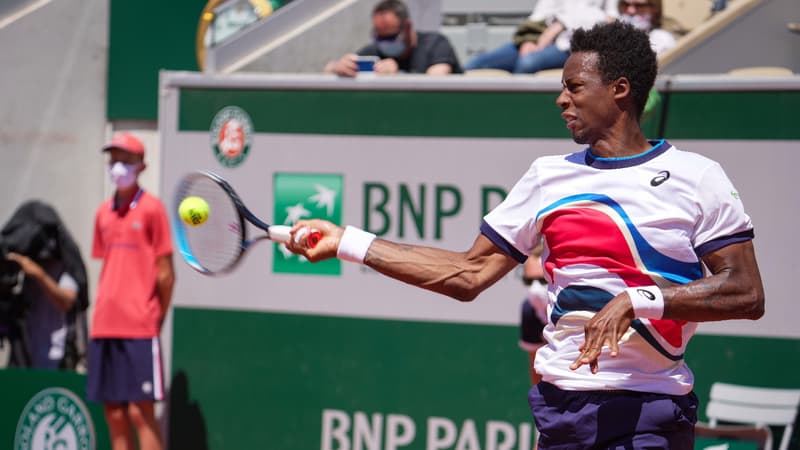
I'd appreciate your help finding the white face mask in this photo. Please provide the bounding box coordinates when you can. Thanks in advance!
[376,35,407,57]
[621,13,653,31]
[109,161,139,189]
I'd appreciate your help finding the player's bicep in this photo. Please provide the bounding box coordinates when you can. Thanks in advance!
[701,241,763,297]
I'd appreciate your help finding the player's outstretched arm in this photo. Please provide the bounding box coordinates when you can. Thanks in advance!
[571,240,765,373]
[288,219,519,302]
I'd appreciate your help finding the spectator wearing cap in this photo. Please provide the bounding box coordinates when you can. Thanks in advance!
[86,132,175,450]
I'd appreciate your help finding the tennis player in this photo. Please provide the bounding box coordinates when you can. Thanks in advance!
[288,21,764,449]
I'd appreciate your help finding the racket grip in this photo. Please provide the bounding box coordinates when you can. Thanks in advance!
[294,226,321,248]
[268,225,292,243]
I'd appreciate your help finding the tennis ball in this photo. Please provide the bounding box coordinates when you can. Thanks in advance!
[179,196,209,226]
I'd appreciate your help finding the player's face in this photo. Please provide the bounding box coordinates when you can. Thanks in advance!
[556,52,619,145]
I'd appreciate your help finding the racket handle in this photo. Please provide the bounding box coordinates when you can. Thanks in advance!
[294,226,321,248]
[268,225,292,242]
[269,225,320,248]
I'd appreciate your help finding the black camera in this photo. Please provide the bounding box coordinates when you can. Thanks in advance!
[0,242,24,325]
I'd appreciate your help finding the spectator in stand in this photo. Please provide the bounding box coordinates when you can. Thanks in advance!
[324,0,462,77]
[464,0,617,74]
[618,0,676,56]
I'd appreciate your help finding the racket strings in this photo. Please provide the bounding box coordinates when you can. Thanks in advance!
[176,177,243,273]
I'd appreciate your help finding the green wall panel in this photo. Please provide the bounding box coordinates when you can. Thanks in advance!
[177,88,798,140]
[107,0,203,120]
[663,91,800,140]
[170,308,533,450]
[170,307,800,449]
[178,88,572,138]
[0,369,110,449]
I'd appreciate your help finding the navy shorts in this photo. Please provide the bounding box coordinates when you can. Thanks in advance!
[86,337,165,404]
[529,382,697,449]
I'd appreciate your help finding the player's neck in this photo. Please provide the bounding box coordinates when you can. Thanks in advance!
[589,122,650,158]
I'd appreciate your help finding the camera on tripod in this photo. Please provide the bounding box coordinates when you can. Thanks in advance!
[0,241,25,333]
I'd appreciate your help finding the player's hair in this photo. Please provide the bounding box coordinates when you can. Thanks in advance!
[373,0,409,23]
[570,21,657,118]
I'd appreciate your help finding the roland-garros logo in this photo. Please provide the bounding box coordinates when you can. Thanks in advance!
[14,387,96,450]
[211,105,253,168]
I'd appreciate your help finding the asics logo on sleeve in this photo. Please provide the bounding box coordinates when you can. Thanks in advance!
[650,171,670,186]
[637,288,657,301]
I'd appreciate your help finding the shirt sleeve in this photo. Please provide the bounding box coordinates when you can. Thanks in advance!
[482,161,543,262]
[425,34,462,73]
[693,162,754,256]
[529,0,558,21]
[58,271,78,292]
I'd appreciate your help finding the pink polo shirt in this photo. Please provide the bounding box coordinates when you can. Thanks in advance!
[91,190,173,338]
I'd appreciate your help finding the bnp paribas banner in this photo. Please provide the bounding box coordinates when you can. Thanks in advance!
[159,76,800,449]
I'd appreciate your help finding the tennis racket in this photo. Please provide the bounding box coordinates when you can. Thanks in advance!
[173,170,320,275]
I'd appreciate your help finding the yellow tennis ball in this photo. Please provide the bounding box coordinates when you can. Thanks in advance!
[179,196,209,226]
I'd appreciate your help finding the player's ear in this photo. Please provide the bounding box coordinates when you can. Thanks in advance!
[612,77,632,101]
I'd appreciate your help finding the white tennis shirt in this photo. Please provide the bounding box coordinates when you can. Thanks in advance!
[482,140,754,394]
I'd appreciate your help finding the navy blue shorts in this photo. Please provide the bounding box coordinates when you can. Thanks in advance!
[529,382,697,449]
[86,337,164,404]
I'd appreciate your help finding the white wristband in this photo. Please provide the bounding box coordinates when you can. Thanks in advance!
[626,286,665,319]
[336,226,376,264]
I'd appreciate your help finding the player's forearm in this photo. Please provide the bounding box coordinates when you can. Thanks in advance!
[26,270,76,312]
[157,272,175,318]
[425,63,452,76]
[156,255,176,318]
[662,242,764,322]
[364,238,513,302]
[663,272,763,322]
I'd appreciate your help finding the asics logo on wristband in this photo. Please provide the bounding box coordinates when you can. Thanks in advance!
[637,288,656,301]
[650,170,670,186]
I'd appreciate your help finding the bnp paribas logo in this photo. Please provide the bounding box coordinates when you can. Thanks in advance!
[14,387,96,450]
[273,173,342,275]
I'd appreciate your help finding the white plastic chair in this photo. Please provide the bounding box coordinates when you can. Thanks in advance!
[701,382,800,450]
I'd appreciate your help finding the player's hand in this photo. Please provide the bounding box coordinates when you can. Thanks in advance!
[518,41,539,56]
[374,58,399,74]
[6,252,43,280]
[287,219,344,262]
[329,54,359,78]
[569,292,635,374]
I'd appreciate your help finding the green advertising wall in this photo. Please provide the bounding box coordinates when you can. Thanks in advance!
[107,0,204,120]
[0,369,110,449]
[166,82,800,450]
